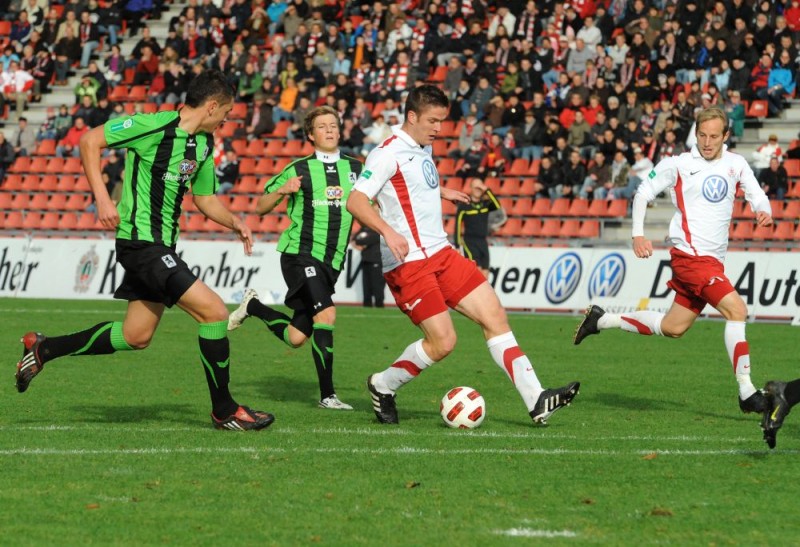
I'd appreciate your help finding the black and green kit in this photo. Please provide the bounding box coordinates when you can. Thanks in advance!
[104,111,218,246]
[264,151,362,271]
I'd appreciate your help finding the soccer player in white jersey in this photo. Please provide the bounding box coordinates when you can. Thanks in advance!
[347,84,580,425]
[574,107,773,415]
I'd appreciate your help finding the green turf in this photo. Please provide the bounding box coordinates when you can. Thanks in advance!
[1,298,798,545]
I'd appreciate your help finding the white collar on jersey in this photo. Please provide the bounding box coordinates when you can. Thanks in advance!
[391,125,428,150]
[690,143,728,160]
[315,149,341,162]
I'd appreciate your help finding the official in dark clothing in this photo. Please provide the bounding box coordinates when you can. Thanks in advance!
[455,178,504,277]
[352,217,385,308]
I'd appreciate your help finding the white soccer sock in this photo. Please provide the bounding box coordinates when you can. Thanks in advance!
[724,321,756,399]
[374,339,435,394]
[487,332,542,412]
[600,311,665,336]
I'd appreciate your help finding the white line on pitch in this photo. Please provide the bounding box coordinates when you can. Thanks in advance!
[0,424,762,444]
[0,446,793,457]
[495,528,578,538]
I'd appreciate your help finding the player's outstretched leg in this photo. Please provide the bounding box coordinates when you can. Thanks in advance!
[573,305,605,345]
[16,332,46,393]
[227,288,259,331]
[761,381,791,449]
[530,382,581,425]
[367,374,399,424]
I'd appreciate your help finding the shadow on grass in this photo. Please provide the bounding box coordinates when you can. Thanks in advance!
[67,403,205,426]
[254,374,324,405]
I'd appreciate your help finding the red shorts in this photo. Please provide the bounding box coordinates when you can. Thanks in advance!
[667,247,735,314]
[384,246,487,325]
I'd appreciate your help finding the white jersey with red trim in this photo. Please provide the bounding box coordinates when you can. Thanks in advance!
[354,126,449,272]
[635,145,770,262]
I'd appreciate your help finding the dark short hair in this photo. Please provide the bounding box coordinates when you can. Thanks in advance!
[405,84,449,119]
[184,68,234,108]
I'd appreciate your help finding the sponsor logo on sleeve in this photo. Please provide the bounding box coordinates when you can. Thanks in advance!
[648,169,656,179]
[109,118,134,132]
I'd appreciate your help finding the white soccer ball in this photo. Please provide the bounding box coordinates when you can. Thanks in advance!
[440,386,486,429]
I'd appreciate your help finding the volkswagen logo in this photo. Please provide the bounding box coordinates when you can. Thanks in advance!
[702,174,728,203]
[545,252,582,304]
[588,253,626,298]
[422,159,439,189]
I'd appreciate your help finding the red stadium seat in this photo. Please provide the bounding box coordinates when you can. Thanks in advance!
[782,200,800,219]
[42,210,63,228]
[28,157,49,173]
[282,140,304,156]
[428,65,448,83]
[29,193,50,210]
[497,217,523,237]
[22,211,42,230]
[511,197,532,216]
[244,139,265,157]
[731,221,754,240]
[57,175,76,192]
[229,102,248,120]
[549,198,570,217]
[532,198,551,216]
[10,193,30,209]
[64,193,88,210]
[259,214,279,233]
[238,157,256,175]
[752,223,775,240]
[8,156,30,174]
[540,219,561,238]
[520,218,541,236]
[3,211,23,229]
[40,174,59,191]
[271,120,290,138]
[63,157,83,174]
[497,177,520,196]
[0,191,12,209]
[254,158,273,174]
[3,174,23,190]
[265,140,284,157]
[129,85,147,102]
[76,212,101,230]
[568,198,590,217]
[578,220,601,238]
[606,199,628,218]
[560,219,581,237]
[229,195,251,213]
[784,159,800,178]
[508,158,529,176]
[60,212,78,230]
[237,176,260,194]
[48,193,67,210]
[34,140,56,156]
[746,100,768,118]
[772,222,794,240]
[74,176,91,191]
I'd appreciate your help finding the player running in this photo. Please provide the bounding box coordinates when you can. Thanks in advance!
[346,84,580,425]
[14,69,274,431]
[574,107,773,415]
[227,106,362,410]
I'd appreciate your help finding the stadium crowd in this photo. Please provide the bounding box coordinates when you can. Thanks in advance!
[1,0,799,205]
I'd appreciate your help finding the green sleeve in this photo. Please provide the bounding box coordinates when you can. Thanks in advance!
[264,165,296,194]
[104,111,175,153]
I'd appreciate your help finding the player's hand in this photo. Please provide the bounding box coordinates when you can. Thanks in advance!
[756,211,773,227]
[231,216,253,256]
[278,176,302,195]
[632,236,653,259]
[96,198,120,229]
[384,229,409,263]
[440,187,470,204]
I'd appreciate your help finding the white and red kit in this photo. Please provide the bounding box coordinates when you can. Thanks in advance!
[633,145,770,263]
[354,126,452,272]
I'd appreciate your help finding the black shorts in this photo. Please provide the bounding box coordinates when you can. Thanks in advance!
[280,253,340,314]
[462,237,490,269]
[113,240,198,307]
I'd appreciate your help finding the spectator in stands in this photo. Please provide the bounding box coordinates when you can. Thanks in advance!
[129,27,162,68]
[10,115,35,156]
[0,59,33,120]
[237,61,262,103]
[271,77,298,125]
[758,156,789,200]
[133,44,159,85]
[123,0,153,38]
[98,0,123,48]
[462,76,495,121]
[234,91,273,141]
[102,150,124,203]
[597,150,632,200]
[360,114,391,156]
[92,96,113,126]
[538,155,564,199]
[286,95,312,140]
[478,133,511,178]
[297,54,325,101]
[612,146,652,199]
[10,10,32,52]
[512,110,545,161]
[215,148,240,195]
[53,26,81,85]
[456,141,487,180]
[746,53,772,102]
[103,44,125,87]
[78,10,100,69]
[763,51,796,117]
[30,50,53,99]
[0,132,15,183]
[37,104,73,141]
[751,134,783,177]
[74,74,101,106]
[579,151,612,199]
[568,110,593,159]
[56,116,89,157]
[339,117,365,157]
[560,149,587,198]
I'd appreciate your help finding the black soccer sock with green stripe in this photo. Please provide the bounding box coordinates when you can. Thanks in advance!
[198,321,238,418]
[311,323,335,400]
[246,299,293,346]
[38,322,134,364]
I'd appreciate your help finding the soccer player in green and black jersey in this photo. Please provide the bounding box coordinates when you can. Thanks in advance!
[14,69,275,431]
[228,105,362,410]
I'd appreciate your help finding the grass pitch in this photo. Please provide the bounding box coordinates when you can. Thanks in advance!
[1,298,798,545]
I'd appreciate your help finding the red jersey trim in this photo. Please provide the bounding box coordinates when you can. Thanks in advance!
[379,135,398,148]
[390,162,424,253]
[674,172,698,255]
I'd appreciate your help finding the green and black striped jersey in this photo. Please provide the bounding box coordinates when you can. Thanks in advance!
[104,111,217,246]
[264,150,362,271]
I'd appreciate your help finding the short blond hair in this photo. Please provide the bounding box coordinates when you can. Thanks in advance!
[695,106,729,134]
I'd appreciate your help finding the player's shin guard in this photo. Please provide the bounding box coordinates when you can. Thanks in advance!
[199,321,237,418]
[487,332,543,412]
[311,323,335,399]
[376,339,435,393]
[248,299,292,345]
[725,321,756,399]
[37,321,133,364]
[616,311,664,335]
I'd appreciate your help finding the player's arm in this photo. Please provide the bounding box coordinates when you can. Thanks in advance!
[347,189,409,262]
[255,169,300,215]
[79,126,118,229]
[739,160,773,227]
[483,188,502,212]
[441,185,469,203]
[194,194,253,256]
[631,157,677,259]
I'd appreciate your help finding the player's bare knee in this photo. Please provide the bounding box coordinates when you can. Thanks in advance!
[314,306,336,325]
[125,333,153,350]
[429,332,457,360]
